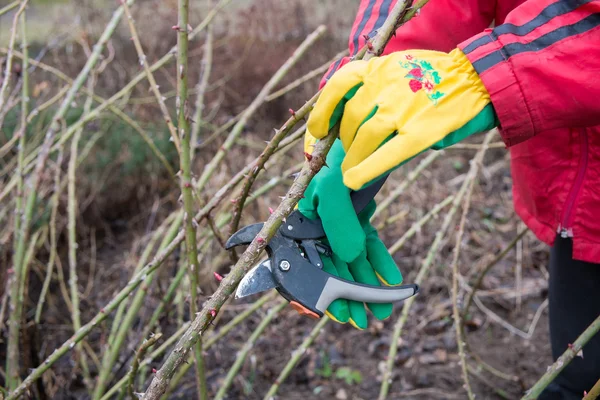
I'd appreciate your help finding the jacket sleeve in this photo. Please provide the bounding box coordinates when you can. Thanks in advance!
[457,0,600,146]
[319,0,511,89]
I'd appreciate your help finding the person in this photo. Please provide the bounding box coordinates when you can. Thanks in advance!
[296,0,600,398]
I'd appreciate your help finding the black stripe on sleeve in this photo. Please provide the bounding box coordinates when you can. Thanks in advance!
[351,0,377,56]
[368,0,393,38]
[463,0,593,54]
[472,12,600,73]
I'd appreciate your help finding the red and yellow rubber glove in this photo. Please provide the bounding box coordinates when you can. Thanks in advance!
[305,48,498,191]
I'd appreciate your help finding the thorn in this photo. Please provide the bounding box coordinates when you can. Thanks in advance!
[367,41,374,51]
[269,207,274,214]
[322,161,329,168]
[213,272,223,282]
[172,25,180,31]
[362,34,369,41]
[304,152,313,162]
[209,309,217,318]
[183,182,192,188]
[152,368,157,374]
[230,198,238,204]
[289,108,296,117]
[257,237,265,245]
[179,65,185,79]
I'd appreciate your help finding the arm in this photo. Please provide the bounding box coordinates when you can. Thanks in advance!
[457,0,600,146]
[319,0,509,88]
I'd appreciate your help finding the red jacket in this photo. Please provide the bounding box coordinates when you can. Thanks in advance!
[321,0,600,263]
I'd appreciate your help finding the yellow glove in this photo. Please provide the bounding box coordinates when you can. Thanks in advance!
[306,48,496,190]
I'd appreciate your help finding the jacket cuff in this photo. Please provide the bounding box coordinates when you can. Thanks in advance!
[458,30,536,147]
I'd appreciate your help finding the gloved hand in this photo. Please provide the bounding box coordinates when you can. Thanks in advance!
[305,48,499,191]
[298,139,402,330]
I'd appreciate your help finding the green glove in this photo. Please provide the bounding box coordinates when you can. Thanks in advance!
[298,139,403,329]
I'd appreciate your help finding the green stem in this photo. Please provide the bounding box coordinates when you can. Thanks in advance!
[92,213,183,400]
[215,301,287,400]
[195,25,327,193]
[176,0,208,397]
[67,67,97,390]
[5,3,29,390]
[190,17,213,158]
[122,0,181,153]
[262,316,330,400]
[522,314,600,399]
[377,130,497,400]
[583,378,600,400]
[462,228,529,319]
[0,1,19,17]
[449,132,495,400]
[123,333,162,400]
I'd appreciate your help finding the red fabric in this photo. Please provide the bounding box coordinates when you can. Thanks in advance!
[322,0,600,263]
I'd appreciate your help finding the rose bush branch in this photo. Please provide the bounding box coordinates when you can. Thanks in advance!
[195,24,327,193]
[523,314,600,399]
[378,129,498,400]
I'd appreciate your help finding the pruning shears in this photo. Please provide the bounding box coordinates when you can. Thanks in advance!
[225,176,419,319]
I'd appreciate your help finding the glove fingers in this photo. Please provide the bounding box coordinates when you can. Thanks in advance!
[338,88,379,150]
[315,141,366,263]
[342,112,398,190]
[365,234,403,286]
[321,256,350,324]
[347,251,394,321]
[330,253,368,330]
[307,61,367,138]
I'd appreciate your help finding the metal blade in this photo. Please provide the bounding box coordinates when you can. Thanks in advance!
[235,260,277,299]
[225,223,265,249]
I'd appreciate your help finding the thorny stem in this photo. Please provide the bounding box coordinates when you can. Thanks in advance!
[0,1,19,17]
[123,293,276,400]
[0,0,27,123]
[228,91,318,236]
[378,130,497,400]
[0,0,231,200]
[175,0,208,397]
[121,0,181,154]
[522,314,600,399]
[462,227,529,319]
[124,333,162,400]
[584,378,600,400]
[0,49,176,178]
[194,25,327,193]
[142,1,424,395]
[5,3,29,390]
[265,50,348,102]
[214,301,287,400]
[191,16,213,158]
[34,148,63,323]
[371,151,442,221]
[93,214,183,400]
[262,316,330,400]
[7,228,185,400]
[7,3,132,387]
[387,194,454,254]
[67,65,97,390]
[142,128,338,399]
[450,131,496,400]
